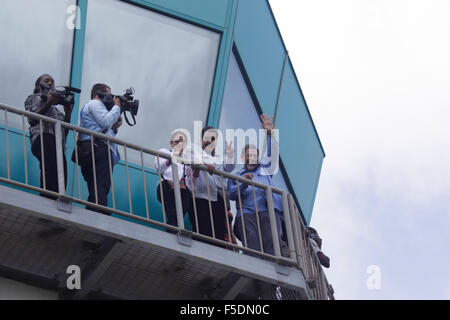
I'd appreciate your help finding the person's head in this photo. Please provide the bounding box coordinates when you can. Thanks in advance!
[34,74,55,93]
[306,227,322,248]
[170,130,187,151]
[91,83,111,100]
[202,126,218,155]
[241,144,259,171]
[306,227,318,236]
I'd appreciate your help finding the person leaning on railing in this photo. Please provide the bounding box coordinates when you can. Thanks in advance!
[24,74,72,199]
[154,130,191,231]
[227,114,283,256]
[77,83,123,216]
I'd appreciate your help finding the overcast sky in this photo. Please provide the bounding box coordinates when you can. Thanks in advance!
[270,0,450,299]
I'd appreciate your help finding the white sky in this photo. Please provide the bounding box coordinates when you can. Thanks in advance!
[269,0,450,299]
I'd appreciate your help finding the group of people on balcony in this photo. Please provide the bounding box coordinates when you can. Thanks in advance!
[154,115,282,256]
[24,74,330,267]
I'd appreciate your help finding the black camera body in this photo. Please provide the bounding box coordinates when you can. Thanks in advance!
[119,87,139,120]
[99,87,140,126]
[49,86,81,110]
[41,85,81,111]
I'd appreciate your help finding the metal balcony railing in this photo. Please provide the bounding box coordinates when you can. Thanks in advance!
[0,103,333,300]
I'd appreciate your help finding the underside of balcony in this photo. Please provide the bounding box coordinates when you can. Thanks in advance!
[0,185,309,300]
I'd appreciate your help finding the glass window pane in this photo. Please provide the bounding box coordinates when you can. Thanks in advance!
[0,0,75,128]
[218,52,289,193]
[79,0,220,166]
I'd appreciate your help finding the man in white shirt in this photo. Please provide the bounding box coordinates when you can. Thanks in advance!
[155,130,190,231]
[79,83,123,215]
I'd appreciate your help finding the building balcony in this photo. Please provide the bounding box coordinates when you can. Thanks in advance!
[0,103,333,300]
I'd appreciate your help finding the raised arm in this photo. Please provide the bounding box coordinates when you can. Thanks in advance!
[259,114,279,171]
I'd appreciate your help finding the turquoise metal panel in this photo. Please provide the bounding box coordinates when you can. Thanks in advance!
[233,0,286,117]
[276,60,324,223]
[207,0,238,127]
[229,0,325,222]
[66,0,88,200]
[0,129,41,195]
[138,0,230,28]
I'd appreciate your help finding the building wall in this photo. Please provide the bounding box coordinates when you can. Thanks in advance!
[0,0,323,224]
[0,277,58,300]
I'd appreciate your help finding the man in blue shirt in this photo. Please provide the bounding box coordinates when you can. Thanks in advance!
[227,114,283,256]
[79,83,123,215]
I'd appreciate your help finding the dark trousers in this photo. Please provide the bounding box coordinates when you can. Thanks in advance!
[157,180,191,232]
[234,211,282,256]
[31,133,67,200]
[80,142,113,215]
[188,195,227,245]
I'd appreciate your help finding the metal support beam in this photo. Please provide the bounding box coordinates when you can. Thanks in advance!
[68,239,125,300]
[222,276,252,300]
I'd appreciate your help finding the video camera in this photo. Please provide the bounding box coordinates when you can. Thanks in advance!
[50,86,81,110]
[98,87,140,126]
[42,85,81,110]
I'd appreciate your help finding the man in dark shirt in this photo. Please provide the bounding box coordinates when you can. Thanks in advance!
[25,74,72,199]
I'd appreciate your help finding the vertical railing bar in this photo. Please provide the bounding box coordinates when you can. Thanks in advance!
[124,145,132,214]
[140,149,149,220]
[296,206,309,277]
[221,175,232,243]
[288,194,303,270]
[107,139,115,209]
[236,180,248,248]
[39,119,46,190]
[252,185,264,254]
[205,172,216,239]
[265,187,281,258]
[22,114,28,185]
[281,192,296,260]
[306,229,314,287]
[315,259,321,299]
[54,122,65,196]
[90,134,98,204]
[171,161,185,230]
[74,131,81,199]
[188,167,199,234]
[156,155,167,224]
[320,269,327,300]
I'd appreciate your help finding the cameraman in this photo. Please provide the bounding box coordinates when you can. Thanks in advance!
[25,74,72,199]
[79,83,123,215]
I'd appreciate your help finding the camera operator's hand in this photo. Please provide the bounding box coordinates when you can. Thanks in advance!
[46,92,60,106]
[112,116,122,133]
[113,96,122,109]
